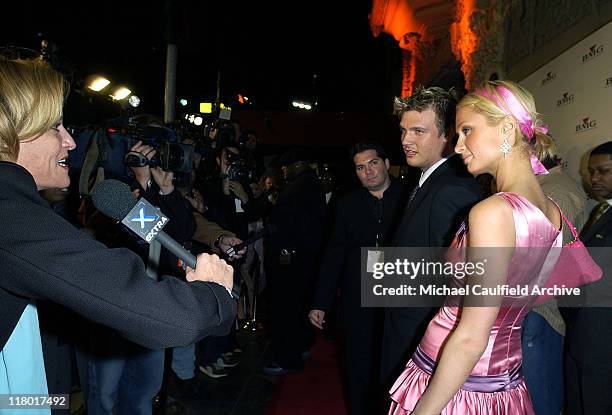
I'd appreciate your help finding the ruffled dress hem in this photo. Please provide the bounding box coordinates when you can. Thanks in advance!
[388,360,535,415]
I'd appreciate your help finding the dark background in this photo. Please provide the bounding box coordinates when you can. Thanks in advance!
[2,1,415,169]
[3,1,402,114]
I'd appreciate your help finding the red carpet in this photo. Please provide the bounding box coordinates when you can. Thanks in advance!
[267,334,347,415]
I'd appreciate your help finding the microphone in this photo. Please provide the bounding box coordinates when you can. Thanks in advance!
[91,179,197,269]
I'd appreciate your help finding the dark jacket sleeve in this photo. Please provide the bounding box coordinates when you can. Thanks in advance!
[313,199,349,311]
[0,200,236,350]
[429,181,481,247]
[241,194,270,223]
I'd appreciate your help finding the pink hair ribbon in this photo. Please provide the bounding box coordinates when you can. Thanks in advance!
[530,154,549,175]
[478,85,549,175]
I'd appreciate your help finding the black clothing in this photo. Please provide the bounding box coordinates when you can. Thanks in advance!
[265,169,327,369]
[381,155,482,385]
[565,207,612,415]
[0,161,236,351]
[313,179,408,415]
[313,179,408,312]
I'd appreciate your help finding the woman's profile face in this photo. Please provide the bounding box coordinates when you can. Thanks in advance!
[455,106,502,176]
[16,124,76,190]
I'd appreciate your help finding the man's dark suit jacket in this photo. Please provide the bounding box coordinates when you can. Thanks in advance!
[381,154,481,384]
[567,207,612,364]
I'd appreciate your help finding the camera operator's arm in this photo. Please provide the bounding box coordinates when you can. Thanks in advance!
[228,180,249,204]
[186,189,245,259]
[240,182,271,222]
[128,142,196,243]
[192,211,246,260]
[151,167,174,195]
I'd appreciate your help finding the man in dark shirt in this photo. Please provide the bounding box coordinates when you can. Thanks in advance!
[565,141,612,415]
[309,142,408,415]
[263,149,327,375]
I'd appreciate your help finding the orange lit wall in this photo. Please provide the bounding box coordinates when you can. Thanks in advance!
[369,0,426,97]
[450,0,477,90]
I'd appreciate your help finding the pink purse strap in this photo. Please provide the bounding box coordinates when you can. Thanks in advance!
[547,197,579,241]
[558,209,578,239]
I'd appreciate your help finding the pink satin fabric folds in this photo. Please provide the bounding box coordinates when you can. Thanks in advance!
[388,192,562,414]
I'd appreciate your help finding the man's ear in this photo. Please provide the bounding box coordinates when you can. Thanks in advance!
[385,158,390,170]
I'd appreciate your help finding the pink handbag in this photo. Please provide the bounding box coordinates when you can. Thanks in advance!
[536,210,602,303]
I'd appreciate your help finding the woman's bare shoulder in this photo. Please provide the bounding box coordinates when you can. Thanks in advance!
[468,195,516,247]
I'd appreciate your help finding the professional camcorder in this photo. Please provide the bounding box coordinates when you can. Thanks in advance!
[69,116,195,190]
[112,117,193,173]
[226,151,258,183]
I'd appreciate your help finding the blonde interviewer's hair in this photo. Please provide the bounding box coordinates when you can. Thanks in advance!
[458,80,556,161]
[0,57,68,162]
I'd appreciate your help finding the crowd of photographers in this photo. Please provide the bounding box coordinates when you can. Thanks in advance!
[38,112,337,413]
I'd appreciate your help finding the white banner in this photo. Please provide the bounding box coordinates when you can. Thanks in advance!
[521,21,612,183]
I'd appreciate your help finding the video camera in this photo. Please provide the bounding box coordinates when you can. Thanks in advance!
[226,151,258,184]
[69,116,195,191]
[112,117,193,174]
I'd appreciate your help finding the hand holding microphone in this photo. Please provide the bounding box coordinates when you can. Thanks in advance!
[186,253,233,293]
[91,179,236,296]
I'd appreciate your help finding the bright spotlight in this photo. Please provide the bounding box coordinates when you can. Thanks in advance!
[291,100,312,110]
[128,95,141,108]
[88,76,110,92]
[110,87,131,101]
[180,99,188,106]
[194,116,203,126]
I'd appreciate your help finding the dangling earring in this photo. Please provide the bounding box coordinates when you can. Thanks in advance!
[500,137,510,158]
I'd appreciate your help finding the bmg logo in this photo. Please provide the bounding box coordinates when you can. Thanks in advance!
[541,71,556,86]
[582,44,604,63]
[575,117,598,133]
[556,92,575,107]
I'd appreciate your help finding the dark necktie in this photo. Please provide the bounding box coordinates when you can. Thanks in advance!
[408,185,420,205]
[583,202,610,233]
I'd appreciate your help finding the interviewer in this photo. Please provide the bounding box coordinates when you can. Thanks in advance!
[0,56,235,401]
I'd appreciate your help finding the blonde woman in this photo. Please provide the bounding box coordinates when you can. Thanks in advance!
[0,56,235,404]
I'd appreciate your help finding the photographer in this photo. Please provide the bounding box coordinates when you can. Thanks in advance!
[86,140,202,415]
[194,143,265,378]
[170,139,247,388]
[238,129,266,179]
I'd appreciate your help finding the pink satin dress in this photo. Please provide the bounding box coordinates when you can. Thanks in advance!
[389,192,562,415]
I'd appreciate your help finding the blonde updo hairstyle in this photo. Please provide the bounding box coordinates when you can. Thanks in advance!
[457,80,556,162]
[0,57,68,162]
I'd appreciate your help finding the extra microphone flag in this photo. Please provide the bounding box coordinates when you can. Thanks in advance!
[121,199,169,243]
[91,179,197,269]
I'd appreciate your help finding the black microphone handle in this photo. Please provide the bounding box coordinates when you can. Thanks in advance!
[155,231,197,269]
